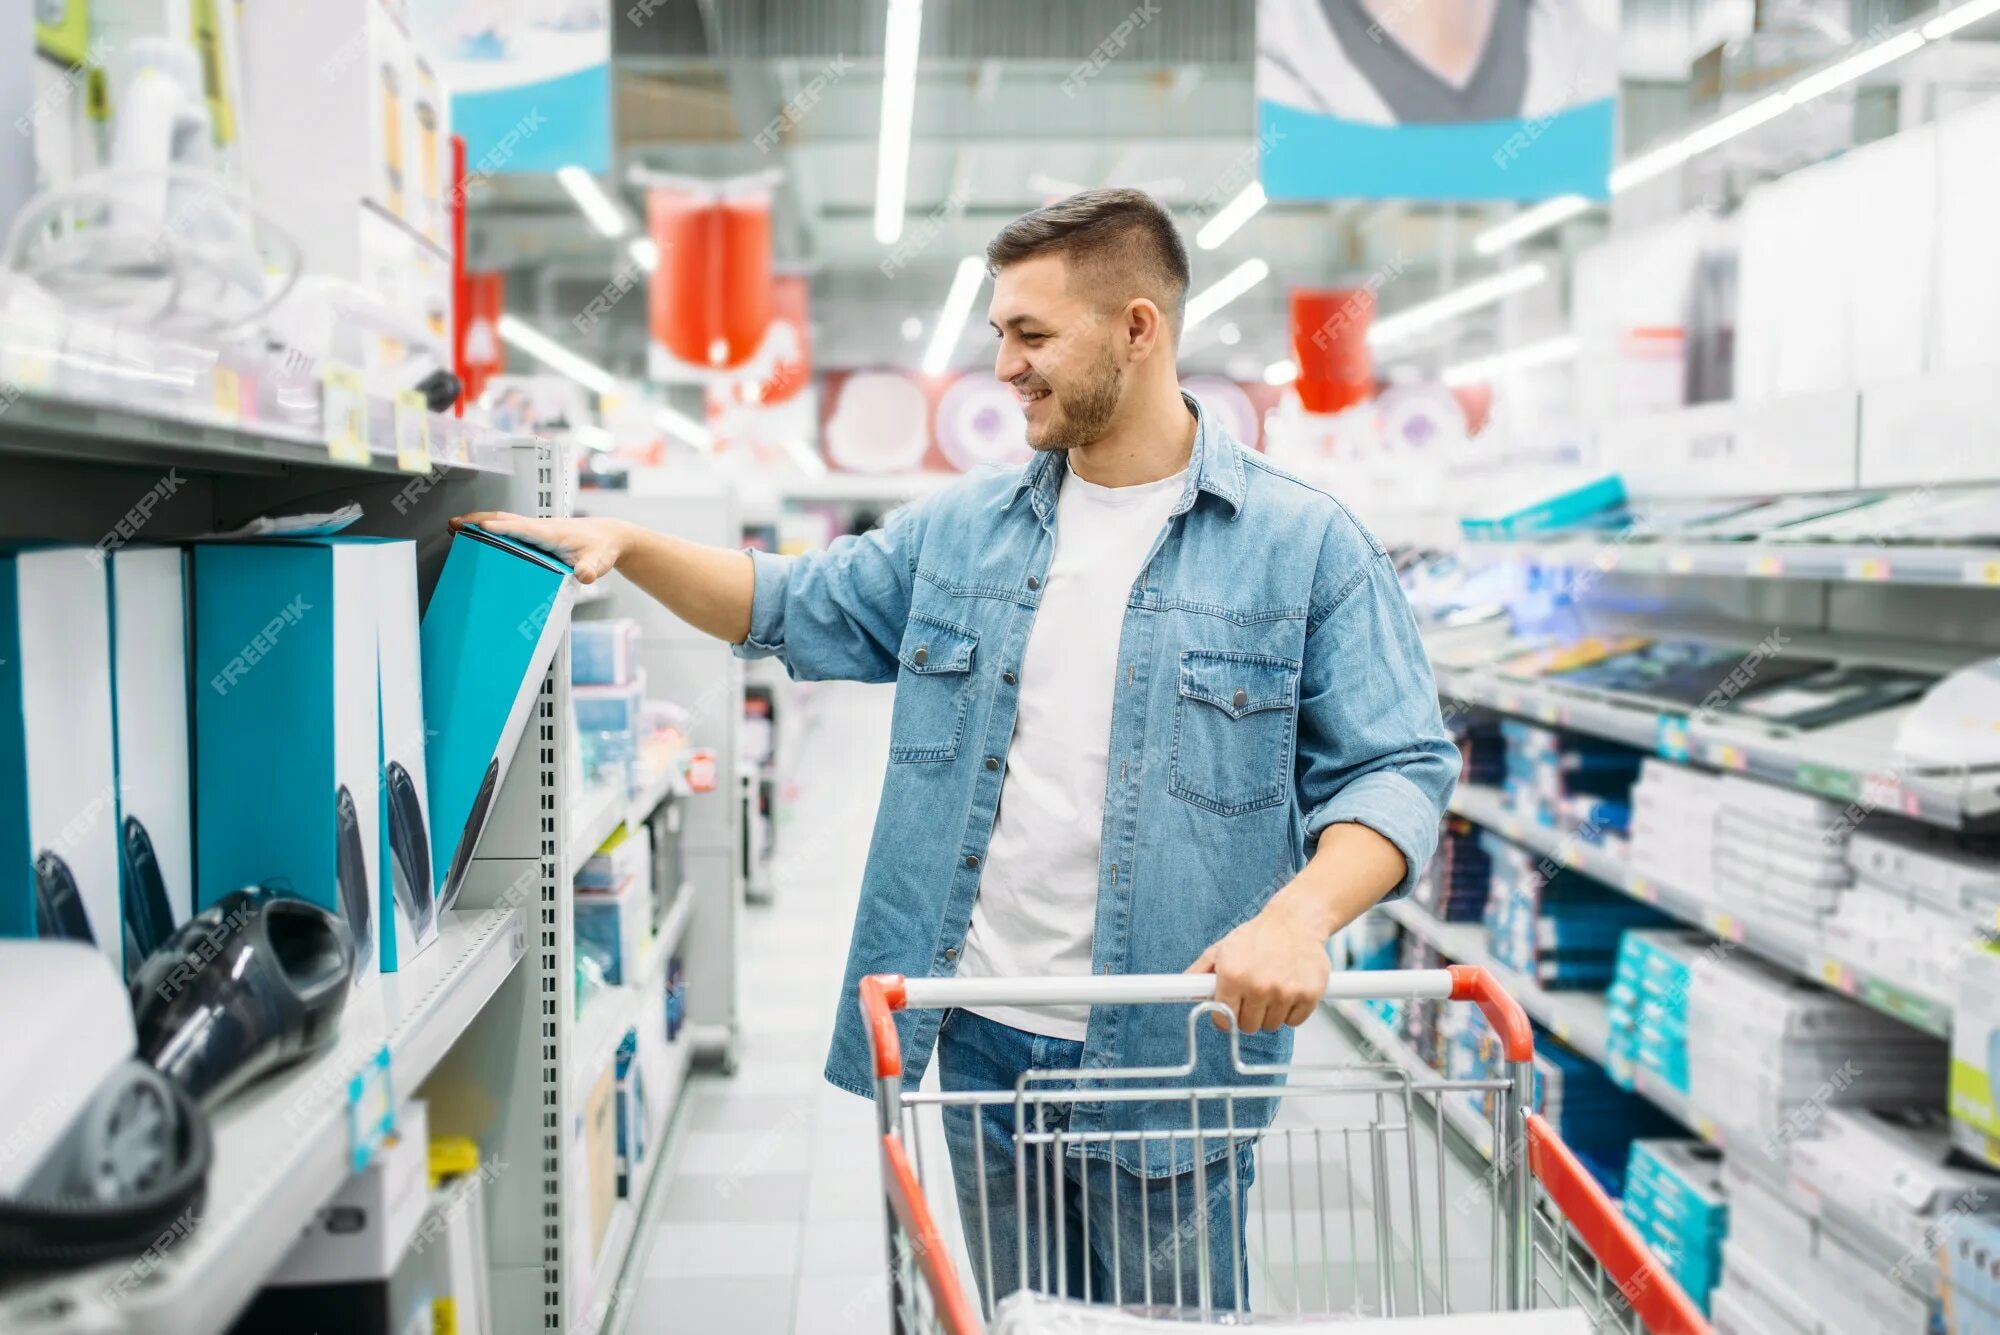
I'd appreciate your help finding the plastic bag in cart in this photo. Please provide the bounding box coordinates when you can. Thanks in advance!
[989,1291,1598,1333]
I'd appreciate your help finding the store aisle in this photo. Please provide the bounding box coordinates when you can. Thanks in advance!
[620,682,1493,1334]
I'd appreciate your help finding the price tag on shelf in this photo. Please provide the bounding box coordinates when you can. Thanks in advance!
[322,364,370,464]
[345,1045,395,1173]
[1628,875,1659,904]
[1667,552,1694,574]
[1963,560,2000,587]
[209,366,243,425]
[1712,744,1747,772]
[1750,553,1785,577]
[1796,763,1858,802]
[1707,910,1745,944]
[1654,714,1689,762]
[393,389,432,473]
[1861,771,1903,811]
[1538,701,1560,725]
[1553,1021,1572,1045]
[1845,557,1891,582]
[1817,957,1857,995]
[1696,1116,1721,1146]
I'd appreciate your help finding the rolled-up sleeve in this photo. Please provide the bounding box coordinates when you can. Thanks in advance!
[731,502,927,684]
[1295,537,1458,900]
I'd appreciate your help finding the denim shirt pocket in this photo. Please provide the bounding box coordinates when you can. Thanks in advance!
[1169,649,1300,815]
[889,611,980,763]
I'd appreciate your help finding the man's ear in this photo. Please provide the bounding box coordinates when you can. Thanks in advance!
[1125,298,1166,364]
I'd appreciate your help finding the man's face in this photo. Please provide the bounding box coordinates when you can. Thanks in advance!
[988,254,1125,452]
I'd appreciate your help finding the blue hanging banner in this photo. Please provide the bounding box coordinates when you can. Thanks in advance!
[1255,0,1618,202]
[410,0,611,175]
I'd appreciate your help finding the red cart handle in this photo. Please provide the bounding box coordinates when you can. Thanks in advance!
[1448,964,1535,1062]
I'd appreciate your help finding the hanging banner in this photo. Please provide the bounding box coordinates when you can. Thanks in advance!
[409,0,609,173]
[646,175,776,382]
[707,274,814,463]
[1292,287,1375,416]
[1255,0,1617,201]
[459,271,505,405]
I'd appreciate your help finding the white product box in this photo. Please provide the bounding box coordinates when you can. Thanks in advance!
[1793,1107,2000,1258]
[1951,943,2000,1169]
[108,548,193,980]
[575,874,653,989]
[1850,825,2000,915]
[369,539,437,971]
[1,549,122,971]
[271,1099,430,1284]
[577,821,652,894]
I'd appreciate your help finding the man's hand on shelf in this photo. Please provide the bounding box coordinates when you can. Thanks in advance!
[452,512,631,584]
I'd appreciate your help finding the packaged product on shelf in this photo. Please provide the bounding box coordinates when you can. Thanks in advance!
[108,548,194,982]
[1622,1140,1728,1313]
[0,548,121,969]
[665,956,687,1041]
[420,526,575,915]
[1414,815,1492,922]
[1824,877,1962,1004]
[365,539,437,971]
[1629,760,1724,895]
[1606,930,1710,1094]
[1790,1108,2000,1260]
[1849,823,2000,922]
[1482,837,1666,989]
[193,540,382,984]
[578,822,654,895]
[575,873,653,988]
[424,1136,496,1335]
[1952,943,2000,1170]
[1943,1214,2000,1335]
[1459,474,1627,541]
[571,618,642,687]
[1450,712,1506,786]
[615,1031,648,1198]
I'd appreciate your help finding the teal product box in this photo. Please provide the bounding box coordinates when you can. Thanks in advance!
[0,547,121,972]
[1460,475,1627,541]
[109,548,194,982]
[363,540,437,972]
[192,540,381,984]
[419,526,575,913]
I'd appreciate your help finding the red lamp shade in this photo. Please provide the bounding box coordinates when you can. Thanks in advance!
[1291,288,1375,415]
[648,186,773,374]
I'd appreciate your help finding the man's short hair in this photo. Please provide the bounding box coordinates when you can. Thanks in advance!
[986,188,1191,339]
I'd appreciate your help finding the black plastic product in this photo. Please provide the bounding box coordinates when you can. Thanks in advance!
[439,756,498,916]
[384,761,434,937]
[35,851,94,943]
[121,817,179,983]
[130,889,355,1107]
[335,784,372,966]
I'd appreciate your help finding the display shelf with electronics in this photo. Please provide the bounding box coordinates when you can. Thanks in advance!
[1335,999,1498,1162]
[0,906,525,1335]
[1449,783,1953,1039]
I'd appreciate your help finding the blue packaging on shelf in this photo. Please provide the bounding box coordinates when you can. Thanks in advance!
[0,547,121,971]
[420,526,575,914]
[1457,473,1626,540]
[571,618,641,687]
[574,680,644,739]
[665,955,686,1040]
[192,539,381,983]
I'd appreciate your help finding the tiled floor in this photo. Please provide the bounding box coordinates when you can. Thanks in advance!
[616,682,1499,1334]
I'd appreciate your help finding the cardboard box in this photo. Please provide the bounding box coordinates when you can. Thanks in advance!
[270,1100,431,1285]
[420,527,574,913]
[109,548,194,981]
[193,540,380,982]
[0,548,122,970]
[365,539,436,971]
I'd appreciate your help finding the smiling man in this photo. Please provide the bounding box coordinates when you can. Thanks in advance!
[455,188,1456,1311]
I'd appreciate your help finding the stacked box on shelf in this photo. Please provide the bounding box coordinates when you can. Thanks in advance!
[1835,823,2000,1005]
[1397,933,1446,1069]
[572,618,646,798]
[1622,1140,1728,1313]
[1451,712,1507,787]
[1483,836,1668,989]
[1498,721,1642,854]
[1712,1155,1937,1334]
[1713,775,1850,931]
[1607,930,1711,1093]
[1942,1215,2000,1335]
[1690,951,1948,1149]
[1415,815,1493,923]
[1630,760,1724,896]
[1790,1108,2000,1267]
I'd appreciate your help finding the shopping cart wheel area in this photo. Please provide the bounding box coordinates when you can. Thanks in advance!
[856,968,1714,1335]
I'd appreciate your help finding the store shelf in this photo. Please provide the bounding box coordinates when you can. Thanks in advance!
[0,387,518,479]
[568,888,689,1109]
[1381,900,1612,1063]
[574,1030,695,1327]
[568,778,626,870]
[0,905,526,1335]
[1334,1000,1496,1161]
[1434,661,2000,829]
[1449,783,1952,1038]
[1462,533,2000,591]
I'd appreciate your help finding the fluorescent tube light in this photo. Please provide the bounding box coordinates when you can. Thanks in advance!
[1925,0,2000,38]
[557,166,630,239]
[1185,258,1270,331]
[874,0,924,245]
[1196,183,1267,251]
[1473,196,1590,255]
[1786,31,1925,103]
[497,314,618,397]
[1676,92,1793,157]
[1263,358,1298,386]
[654,406,713,450]
[922,255,986,375]
[1369,263,1546,347]
[1440,335,1579,386]
[628,238,660,272]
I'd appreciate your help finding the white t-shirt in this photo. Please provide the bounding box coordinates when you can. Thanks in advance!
[955,464,1188,1039]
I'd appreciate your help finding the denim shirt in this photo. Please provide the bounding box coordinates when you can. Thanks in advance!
[733,398,1458,1176]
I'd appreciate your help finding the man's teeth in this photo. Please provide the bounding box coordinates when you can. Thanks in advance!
[1022,388,1049,401]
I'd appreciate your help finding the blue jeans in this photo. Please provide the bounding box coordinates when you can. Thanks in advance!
[936,1008,1256,1314]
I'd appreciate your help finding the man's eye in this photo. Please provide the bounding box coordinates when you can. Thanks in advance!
[1023,332,1047,343]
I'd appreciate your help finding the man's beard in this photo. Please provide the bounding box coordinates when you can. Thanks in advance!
[1026,345,1123,452]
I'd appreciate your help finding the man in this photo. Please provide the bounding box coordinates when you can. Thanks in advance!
[456,188,1456,1313]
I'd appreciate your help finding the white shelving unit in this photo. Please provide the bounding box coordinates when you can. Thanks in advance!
[1458,532,2000,592]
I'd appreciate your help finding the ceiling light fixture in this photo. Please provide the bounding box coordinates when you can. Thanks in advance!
[497,314,618,396]
[1185,258,1270,331]
[1473,195,1590,256]
[1925,0,2000,37]
[654,406,713,451]
[557,166,630,239]
[1368,262,1547,347]
[627,237,660,272]
[1262,358,1298,386]
[1195,183,1266,251]
[1787,30,1926,102]
[874,0,924,244]
[1440,334,1579,386]
[922,255,986,375]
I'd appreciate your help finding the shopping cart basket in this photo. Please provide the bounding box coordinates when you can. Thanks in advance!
[859,967,1713,1334]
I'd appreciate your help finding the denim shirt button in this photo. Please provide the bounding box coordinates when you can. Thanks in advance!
[1233,687,1247,709]
[1026,575,1040,591]
[913,645,929,665]
[944,946,958,961]
[964,854,980,868]
[984,756,999,771]
[1003,670,1017,685]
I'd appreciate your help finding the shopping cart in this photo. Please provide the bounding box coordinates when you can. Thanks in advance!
[858,967,1713,1335]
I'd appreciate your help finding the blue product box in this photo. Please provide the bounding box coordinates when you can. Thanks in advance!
[1461,475,1628,541]
[0,547,121,971]
[574,680,643,739]
[420,526,575,913]
[571,619,640,687]
[192,539,381,982]
[615,1031,645,1196]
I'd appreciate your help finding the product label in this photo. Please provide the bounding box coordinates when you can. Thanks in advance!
[1750,553,1785,577]
[1667,552,1694,574]
[1965,560,2000,587]
[1796,764,1858,802]
[346,1045,396,1172]
[210,366,242,425]
[1845,557,1891,582]
[394,389,432,473]
[1655,714,1690,762]
[323,365,371,465]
